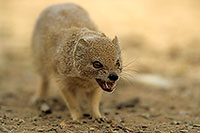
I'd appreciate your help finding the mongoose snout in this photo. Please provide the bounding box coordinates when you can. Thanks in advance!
[96,72,119,92]
[96,79,116,92]
[108,72,119,82]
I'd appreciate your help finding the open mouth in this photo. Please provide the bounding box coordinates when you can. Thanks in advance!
[96,79,116,92]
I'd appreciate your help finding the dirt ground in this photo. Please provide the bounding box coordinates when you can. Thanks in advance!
[0,0,200,133]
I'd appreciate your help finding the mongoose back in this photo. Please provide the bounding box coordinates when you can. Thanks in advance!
[32,3,122,120]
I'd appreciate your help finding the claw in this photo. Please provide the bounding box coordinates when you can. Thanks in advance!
[94,117,110,124]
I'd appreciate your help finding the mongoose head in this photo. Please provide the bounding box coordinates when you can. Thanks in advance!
[74,33,122,92]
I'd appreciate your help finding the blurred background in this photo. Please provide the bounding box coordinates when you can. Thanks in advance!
[0,0,200,132]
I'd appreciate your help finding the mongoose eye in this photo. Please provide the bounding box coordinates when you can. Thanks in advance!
[93,61,103,68]
[116,59,120,67]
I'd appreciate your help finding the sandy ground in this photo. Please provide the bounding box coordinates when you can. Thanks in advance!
[0,0,200,132]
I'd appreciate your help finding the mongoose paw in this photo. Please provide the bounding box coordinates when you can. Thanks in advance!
[71,112,82,121]
[94,117,110,123]
[71,116,82,121]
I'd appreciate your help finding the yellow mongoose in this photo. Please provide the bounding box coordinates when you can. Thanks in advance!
[32,3,122,120]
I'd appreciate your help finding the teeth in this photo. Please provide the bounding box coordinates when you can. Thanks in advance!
[112,83,116,88]
[96,78,116,91]
[105,82,108,89]
[102,83,106,89]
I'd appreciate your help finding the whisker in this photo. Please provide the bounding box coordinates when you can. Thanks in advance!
[120,76,135,87]
[120,72,136,87]
[123,57,138,69]
[122,71,137,78]
[123,68,139,73]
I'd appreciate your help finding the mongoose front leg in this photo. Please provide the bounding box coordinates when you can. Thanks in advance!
[60,87,82,120]
[30,76,49,104]
[90,88,102,118]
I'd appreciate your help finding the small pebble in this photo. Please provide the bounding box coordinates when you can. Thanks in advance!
[1,127,9,132]
[193,124,200,127]
[3,115,7,119]
[48,128,57,132]
[56,116,62,119]
[40,103,52,114]
[37,129,44,132]
[142,125,148,128]
[31,127,36,131]
[107,120,112,124]
[116,125,123,129]
[52,124,58,127]
[141,113,151,119]
[19,119,25,123]
[120,120,125,123]
[170,121,180,125]
[82,121,87,124]
[104,109,111,116]
[106,124,110,128]
[12,126,17,129]
[115,112,119,115]
[180,130,188,133]
[90,127,95,131]
[83,113,90,117]
[13,118,19,121]
[104,112,109,115]
[32,122,37,126]
[113,128,119,131]
[88,117,92,120]
[111,123,117,128]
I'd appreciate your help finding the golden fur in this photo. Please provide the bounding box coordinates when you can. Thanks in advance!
[31,3,122,120]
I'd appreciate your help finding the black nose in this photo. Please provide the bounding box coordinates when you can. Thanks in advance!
[108,72,119,82]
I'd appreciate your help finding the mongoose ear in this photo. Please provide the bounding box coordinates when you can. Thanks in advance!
[101,33,106,37]
[78,38,90,47]
[112,36,119,44]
